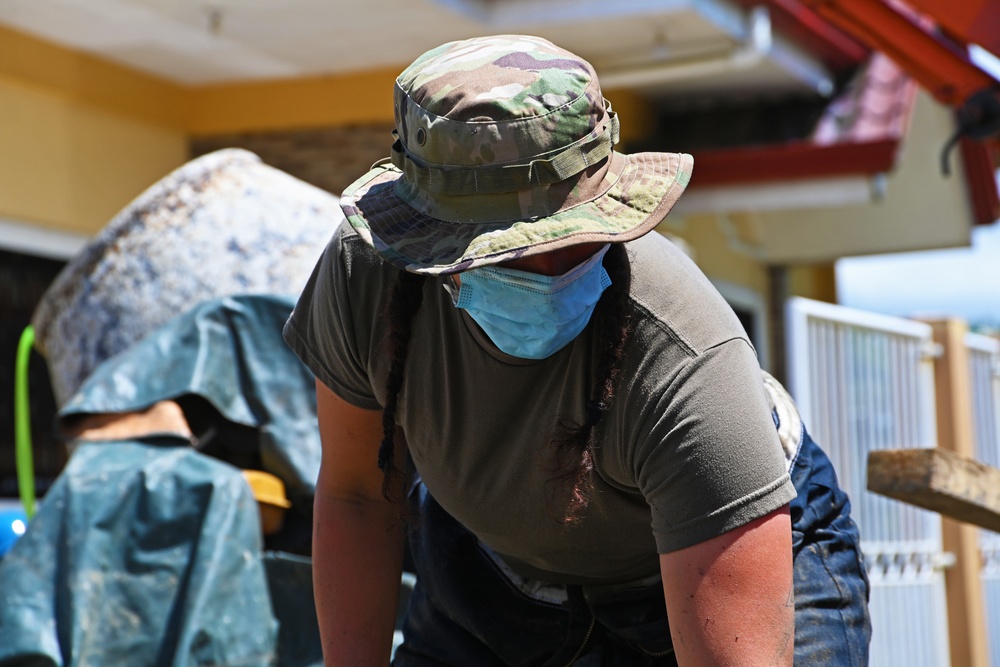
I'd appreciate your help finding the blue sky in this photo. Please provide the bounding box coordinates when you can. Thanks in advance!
[836,221,1000,327]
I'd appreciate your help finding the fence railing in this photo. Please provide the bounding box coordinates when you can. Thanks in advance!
[786,297,951,667]
[968,332,1000,667]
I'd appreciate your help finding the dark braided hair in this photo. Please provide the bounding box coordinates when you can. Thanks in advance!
[548,243,634,524]
[377,269,426,505]
[377,244,634,520]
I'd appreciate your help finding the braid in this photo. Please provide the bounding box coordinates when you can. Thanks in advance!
[379,269,426,504]
[551,243,634,523]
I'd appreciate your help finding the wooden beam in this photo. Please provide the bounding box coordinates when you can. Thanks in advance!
[867,448,1000,533]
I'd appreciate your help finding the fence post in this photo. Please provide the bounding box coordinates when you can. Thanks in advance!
[767,265,788,386]
[929,318,990,667]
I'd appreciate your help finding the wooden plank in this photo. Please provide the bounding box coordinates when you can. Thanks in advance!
[867,448,1000,533]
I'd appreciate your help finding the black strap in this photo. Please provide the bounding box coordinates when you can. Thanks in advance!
[390,110,620,195]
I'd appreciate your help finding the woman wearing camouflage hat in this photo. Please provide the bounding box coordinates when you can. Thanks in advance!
[285,35,870,666]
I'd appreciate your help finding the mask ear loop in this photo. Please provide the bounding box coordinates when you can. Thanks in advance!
[15,325,37,520]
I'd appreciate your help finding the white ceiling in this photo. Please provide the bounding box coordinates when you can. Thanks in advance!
[0,0,834,100]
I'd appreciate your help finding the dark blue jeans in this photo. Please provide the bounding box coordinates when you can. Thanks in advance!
[394,431,871,666]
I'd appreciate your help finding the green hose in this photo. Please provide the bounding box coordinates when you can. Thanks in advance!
[15,325,36,519]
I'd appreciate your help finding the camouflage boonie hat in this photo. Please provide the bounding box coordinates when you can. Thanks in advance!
[340,34,694,275]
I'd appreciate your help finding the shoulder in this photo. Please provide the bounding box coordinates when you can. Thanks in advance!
[285,218,399,350]
[332,220,388,274]
[283,219,395,409]
[310,220,399,302]
[623,233,749,356]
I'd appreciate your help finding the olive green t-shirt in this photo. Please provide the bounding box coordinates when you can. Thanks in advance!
[284,222,795,584]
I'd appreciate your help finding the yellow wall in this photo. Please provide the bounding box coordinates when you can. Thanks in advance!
[0,24,404,235]
[604,87,655,147]
[657,210,836,303]
[660,212,770,294]
[0,25,188,130]
[790,263,837,303]
[0,77,189,234]
[187,69,398,136]
[0,26,190,234]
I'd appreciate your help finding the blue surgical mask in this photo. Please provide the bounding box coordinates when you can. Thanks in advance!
[447,245,612,360]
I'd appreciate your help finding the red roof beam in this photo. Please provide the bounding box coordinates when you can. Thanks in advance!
[690,139,899,187]
[729,0,870,71]
[904,0,1000,58]
[960,138,1000,226]
[800,0,996,108]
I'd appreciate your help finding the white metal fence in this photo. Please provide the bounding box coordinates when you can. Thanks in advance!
[786,297,950,667]
[967,332,1000,667]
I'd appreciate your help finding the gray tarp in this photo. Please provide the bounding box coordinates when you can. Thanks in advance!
[0,295,322,666]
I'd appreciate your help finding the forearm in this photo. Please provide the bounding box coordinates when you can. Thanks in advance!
[313,490,405,667]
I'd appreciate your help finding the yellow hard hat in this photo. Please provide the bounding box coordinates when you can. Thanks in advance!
[241,469,292,508]
[241,469,292,536]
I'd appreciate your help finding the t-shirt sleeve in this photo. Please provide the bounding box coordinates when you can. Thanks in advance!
[633,338,796,554]
[282,223,385,411]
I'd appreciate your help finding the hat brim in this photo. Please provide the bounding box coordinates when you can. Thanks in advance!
[340,150,693,275]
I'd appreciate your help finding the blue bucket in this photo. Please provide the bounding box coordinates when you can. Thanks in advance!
[0,508,28,559]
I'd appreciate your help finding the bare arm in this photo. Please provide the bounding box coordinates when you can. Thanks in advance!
[660,505,794,667]
[63,400,193,441]
[313,379,405,667]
